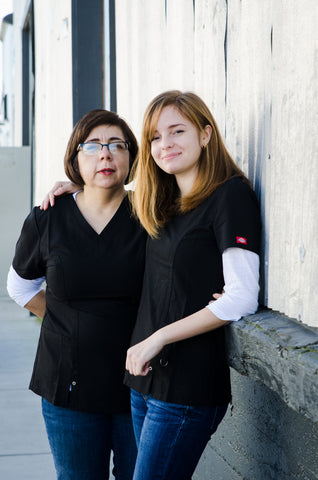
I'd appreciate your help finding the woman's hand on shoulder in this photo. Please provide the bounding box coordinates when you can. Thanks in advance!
[40,181,79,210]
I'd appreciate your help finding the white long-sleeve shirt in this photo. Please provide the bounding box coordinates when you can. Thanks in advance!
[206,247,259,320]
[7,247,259,321]
[7,266,45,307]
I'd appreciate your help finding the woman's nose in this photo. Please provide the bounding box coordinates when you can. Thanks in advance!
[99,145,112,159]
[161,135,173,150]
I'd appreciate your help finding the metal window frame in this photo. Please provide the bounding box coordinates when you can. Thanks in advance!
[72,0,117,124]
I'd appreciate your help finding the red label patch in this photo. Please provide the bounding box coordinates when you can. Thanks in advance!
[236,236,247,245]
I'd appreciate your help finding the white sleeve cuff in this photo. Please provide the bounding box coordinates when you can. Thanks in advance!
[7,265,45,307]
[207,248,260,321]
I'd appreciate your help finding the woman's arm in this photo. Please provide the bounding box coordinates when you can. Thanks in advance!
[207,248,259,320]
[24,290,46,319]
[126,247,260,376]
[126,307,226,376]
[7,266,46,319]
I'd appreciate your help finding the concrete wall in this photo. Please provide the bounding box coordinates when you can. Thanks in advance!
[267,1,318,327]
[0,147,31,296]
[7,1,317,325]
[194,367,318,480]
[192,310,318,480]
[115,5,318,475]
[115,0,318,328]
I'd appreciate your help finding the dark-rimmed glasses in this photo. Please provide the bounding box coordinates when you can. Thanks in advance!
[77,141,129,156]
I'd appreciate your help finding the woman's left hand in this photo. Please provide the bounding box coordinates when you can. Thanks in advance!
[126,332,165,376]
[208,291,225,303]
[126,307,228,376]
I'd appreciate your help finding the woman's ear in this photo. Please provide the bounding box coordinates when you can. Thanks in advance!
[200,125,212,148]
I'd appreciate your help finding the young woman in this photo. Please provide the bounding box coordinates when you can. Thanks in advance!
[124,90,261,480]
[7,110,147,480]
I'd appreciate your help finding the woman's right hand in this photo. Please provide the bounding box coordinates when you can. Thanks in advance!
[40,181,79,210]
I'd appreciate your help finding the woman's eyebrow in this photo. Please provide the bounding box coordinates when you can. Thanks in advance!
[85,136,124,142]
[153,123,186,134]
[168,123,186,128]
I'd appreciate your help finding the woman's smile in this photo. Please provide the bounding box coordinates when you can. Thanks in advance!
[161,152,181,161]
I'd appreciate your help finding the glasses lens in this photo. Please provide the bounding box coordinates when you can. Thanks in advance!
[82,143,100,155]
[108,142,128,154]
[79,141,128,156]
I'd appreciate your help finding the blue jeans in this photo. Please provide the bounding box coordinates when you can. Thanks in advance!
[130,390,227,480]
[42,398,137,480]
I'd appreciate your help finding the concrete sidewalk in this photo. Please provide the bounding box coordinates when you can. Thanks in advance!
[0,295,55,479]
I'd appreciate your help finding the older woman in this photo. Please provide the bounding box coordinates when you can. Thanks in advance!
[7,109,146,480]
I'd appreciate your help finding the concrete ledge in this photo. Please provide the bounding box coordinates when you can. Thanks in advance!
[225,308,318,423]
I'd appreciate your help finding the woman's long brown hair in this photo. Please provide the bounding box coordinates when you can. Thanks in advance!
[129,90,247,238]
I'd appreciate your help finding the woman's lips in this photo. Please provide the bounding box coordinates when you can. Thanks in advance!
[98,168,115,175]
[161,152,181,161]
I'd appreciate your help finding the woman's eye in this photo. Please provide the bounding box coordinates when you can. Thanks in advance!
[151,136,160,142]
[173,129,184,135]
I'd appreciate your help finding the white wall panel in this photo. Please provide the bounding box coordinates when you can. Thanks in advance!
[116,0,165,137]
[224,0,272,304]
[116,0,196,140]
[268,0,318,324]
[33,0,72,205]
[193,1,227,134]
[115,0,318,326]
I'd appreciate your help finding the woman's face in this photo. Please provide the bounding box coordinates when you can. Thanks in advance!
[77,124,130,190]
[150,106,210,183]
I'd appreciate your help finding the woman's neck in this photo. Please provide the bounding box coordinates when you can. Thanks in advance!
[75,186,126,234]
[175,171,197,197]
[80,185,126,208]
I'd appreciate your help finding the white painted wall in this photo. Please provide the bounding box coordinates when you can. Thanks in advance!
[6,0,318,326]
[11,0,28,147]
[33,0,72,205]
[115,0,318,327]
[268,0,318,326]
[0,17,14,145]
[10,1,72,204]
[116,0,228,144]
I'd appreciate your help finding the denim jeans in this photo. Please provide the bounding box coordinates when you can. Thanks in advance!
[130,389,227,480]
[42,398,137,480]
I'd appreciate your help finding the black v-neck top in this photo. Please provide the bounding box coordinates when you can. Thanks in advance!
[124,177,261,407]
[13,195,146,413]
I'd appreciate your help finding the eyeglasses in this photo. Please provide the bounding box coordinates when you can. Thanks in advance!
[77,141,129,156]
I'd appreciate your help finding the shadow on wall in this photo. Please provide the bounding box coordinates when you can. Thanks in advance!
[194,369,318,480]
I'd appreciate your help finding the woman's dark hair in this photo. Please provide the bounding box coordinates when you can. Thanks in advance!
[64,109,138,186]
